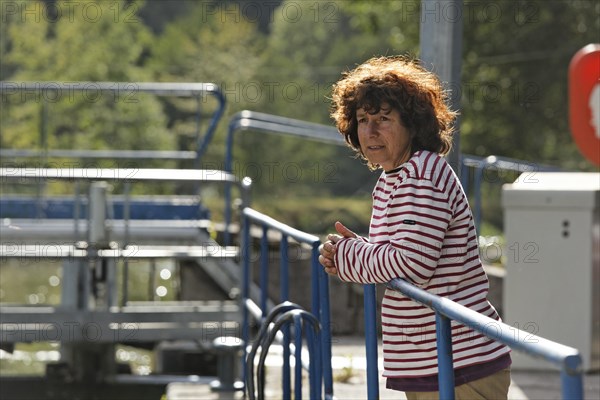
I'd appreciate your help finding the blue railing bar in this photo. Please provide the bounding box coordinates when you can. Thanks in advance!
[282,324,292,399]
[229,110,343,146]
[223,112,343,242]
[387,278,582,368]
[241,248,313,376]
[462,154,561,172]
[309,243,323,399]
[306,327,322,400]
[0,149,197,160]
[386,278,584,396]
[194,86,226,163]
[226,118,342,174]
[436,312,455,400]
[247,302,303,399]
[317,255,334,399]
[243,297,312,374]
[363,284,380,400]
[280,235,292,398]
[562,368,584,400]
[294,313,304,399]
[231,110,337,131]
[310,245,321,323]
[280,235,290,302]
[470,155,561,235]
[242,208,333,399]
[260,225,270,319]
[238,182,252,389]
[253,309,322,399]
[243,208,320,245]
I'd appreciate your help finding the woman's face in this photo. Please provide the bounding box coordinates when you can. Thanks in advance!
[356,104,412,171]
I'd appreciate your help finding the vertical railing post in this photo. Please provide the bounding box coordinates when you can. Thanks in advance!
[363,284,379,400]
[241,210,251,389]
[240,208,335,399]
[280,235,291,399]
[259,225,269,319]
[121,182,131,307]
[561,355,584,400]
[310,245,321,319]
[316,246,334,399]
[294,313,304,399]
[436,312,455,399]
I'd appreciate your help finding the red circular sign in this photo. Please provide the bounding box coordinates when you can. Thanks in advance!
[569,44,600,166]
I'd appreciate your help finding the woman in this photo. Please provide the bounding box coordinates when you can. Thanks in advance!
[319,56,511,399]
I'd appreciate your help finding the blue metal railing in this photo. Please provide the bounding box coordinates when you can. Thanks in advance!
[223,110,563,243]
[241,207,334,399]
[460,154,561,235]
[246,302,323,400]
[0,81,226,167]
[223,111,343,244]
[362,279,584,399]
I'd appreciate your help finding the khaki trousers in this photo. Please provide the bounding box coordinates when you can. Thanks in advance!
[405,368,511,400]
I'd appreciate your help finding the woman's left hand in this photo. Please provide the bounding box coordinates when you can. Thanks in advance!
[319,221,358,275]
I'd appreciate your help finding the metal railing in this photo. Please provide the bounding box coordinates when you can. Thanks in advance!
[0,81,226,167]
[460,154,561,235]
[0,167,251,335]
[241,207,334,399]
[222,111,343,244]
[246,302,323,400]
[223,110,564,242]
[362,279,584,399]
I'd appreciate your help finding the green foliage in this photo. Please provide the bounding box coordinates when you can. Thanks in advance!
[460,0,599,170]
[146,2,266,168]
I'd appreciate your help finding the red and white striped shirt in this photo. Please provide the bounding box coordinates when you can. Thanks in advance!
[335,150,510,378]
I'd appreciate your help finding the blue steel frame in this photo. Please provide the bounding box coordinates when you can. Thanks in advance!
[459,154,561,235]
[223,111,343,245]
[241,207,334,399]
[361,278,584,399]
[223,110,563,244]
[246,303,323,400]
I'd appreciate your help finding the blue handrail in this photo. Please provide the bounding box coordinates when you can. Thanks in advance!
[460,154,561,235]
[361,278,584,399]
[241,207,334,399]
[222,111,342,244]
[223,110,562,244]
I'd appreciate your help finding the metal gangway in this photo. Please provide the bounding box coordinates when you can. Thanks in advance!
[0,166,251,399]
[0,81,248,399]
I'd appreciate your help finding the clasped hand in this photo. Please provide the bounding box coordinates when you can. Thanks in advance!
[318,221,357,276]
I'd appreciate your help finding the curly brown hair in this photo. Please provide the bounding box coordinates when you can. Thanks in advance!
[330,56,457,170]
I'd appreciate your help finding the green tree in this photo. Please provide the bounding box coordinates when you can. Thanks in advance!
[1,0,173,161]
[459,0,599,170]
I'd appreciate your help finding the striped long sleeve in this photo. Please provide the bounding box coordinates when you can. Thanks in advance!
[335,150,510,378]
